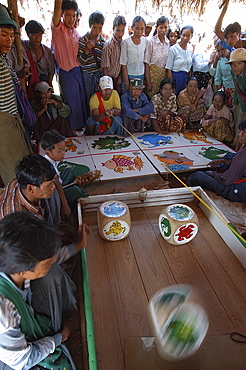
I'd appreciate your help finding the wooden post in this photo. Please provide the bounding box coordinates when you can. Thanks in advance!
[7,0,23,67]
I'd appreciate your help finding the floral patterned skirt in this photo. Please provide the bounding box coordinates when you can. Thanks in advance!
[203,119,233,142]
[148,64,166,99]
[158,113,186,133]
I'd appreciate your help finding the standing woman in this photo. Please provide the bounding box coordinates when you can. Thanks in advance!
[120,16,147,92]
[166,25,194,95]
[144,16,170,99]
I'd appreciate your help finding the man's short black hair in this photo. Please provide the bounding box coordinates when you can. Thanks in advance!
[41,129,65,151]
[224,22,241,38]
[15,154,56,189]
[89,11,105,27]
[61,0,78,13]
[0,212,60,274]
[113,15,126,29]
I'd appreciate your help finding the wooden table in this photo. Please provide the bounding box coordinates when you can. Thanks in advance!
[78,188,246,370]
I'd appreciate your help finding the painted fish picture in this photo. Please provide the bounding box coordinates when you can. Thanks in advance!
[91,136,131,151]
[102,154,144,173]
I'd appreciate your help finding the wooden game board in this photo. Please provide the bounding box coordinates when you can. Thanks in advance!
[78,187,246,369]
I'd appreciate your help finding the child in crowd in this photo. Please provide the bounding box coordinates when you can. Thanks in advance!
[144,16,170,99]
[120,16,147,92]
[41,129,90,210]
[202,91,233,142]
[31,81,73,141]
[187,118,246,203]
[166,24,180,46]
[52,0,87,132]
[78,11,105,111]
[23,20,55,99]
[166,25,194,95]
[214,41,235,107]
[177,76,207,128]
[86,76,124,135]
[151,78,186,134]
[121,78,154,134]
[0,212,77,369]
[101,15,126,95]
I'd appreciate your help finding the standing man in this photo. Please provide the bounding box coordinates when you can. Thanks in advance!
[101,15,126,95]
[52,0,87,132]
[0,4,31,185]
[78,11,105,113]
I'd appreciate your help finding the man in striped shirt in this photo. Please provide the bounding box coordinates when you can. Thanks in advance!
[78,11,105,114]
[101,15,126,95]
[0,4,31,185]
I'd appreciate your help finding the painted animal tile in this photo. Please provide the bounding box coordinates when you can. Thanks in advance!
[85,134,139,154]
[143,147,204,173]
[92,151,157,180]
[57,155,96,174]
[197,145,235,161]
[133,132,182,149]
[64,136,90,157]
[177,130,221,146]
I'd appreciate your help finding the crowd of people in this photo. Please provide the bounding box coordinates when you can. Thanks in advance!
[0,0,246,368]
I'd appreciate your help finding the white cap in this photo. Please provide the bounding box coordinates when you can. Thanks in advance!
[99,76,113,90]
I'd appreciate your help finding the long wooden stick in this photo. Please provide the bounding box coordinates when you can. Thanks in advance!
[7,0,23,67]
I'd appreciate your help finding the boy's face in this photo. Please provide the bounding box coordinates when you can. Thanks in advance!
[28,32,43,46]
[131,88,142,99]
[113,24,125,42]
[238,128,246,145]
[46,141,66,162]
[0,26,15,53]
[100,88,113,100]
[90,23,103,39]
[62,9,77,29]
[231,61,246,76]
[225,31,241,48]
[23,256,57,280]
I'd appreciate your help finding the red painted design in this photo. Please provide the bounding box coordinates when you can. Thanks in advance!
[175,224,195,241]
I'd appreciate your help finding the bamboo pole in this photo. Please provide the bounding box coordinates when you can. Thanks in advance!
[7,0,23,67]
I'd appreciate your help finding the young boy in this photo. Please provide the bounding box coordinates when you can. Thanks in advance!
[121,78,154,134]
[101,15,126,95]
[78,11,105,111]
[41,129,89,210]
[214,0,246,50]
[52,0,87,132]
[0,212,78,369]
[86,75,124,135]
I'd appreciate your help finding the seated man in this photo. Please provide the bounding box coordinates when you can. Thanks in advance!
[0,154,90,332]
[0,212,77,369]
[31,81,73,141]
[86,75,124,135]
[187,118,246,202]
[121,78,154,134]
